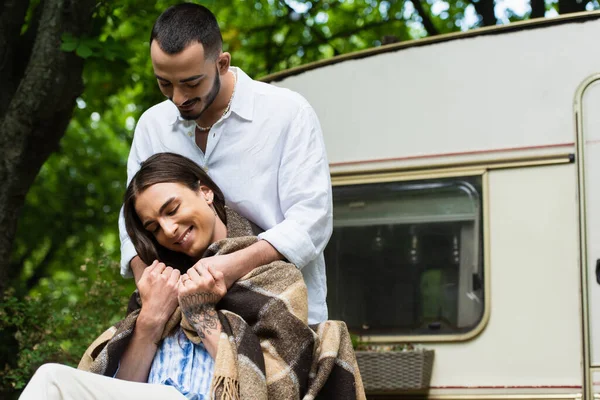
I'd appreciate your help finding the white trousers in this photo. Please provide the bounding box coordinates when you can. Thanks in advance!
[19,364,187,400]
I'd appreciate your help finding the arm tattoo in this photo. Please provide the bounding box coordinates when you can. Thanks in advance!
[180,292,221,339]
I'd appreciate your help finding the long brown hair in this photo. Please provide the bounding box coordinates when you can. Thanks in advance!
[123,152,227,271]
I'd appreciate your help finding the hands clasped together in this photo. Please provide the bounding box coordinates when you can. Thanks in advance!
[137,260,227,343]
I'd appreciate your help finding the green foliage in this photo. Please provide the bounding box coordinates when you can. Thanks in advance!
[61,33,129,61]
[15,1,600,296]
[0,256,133,394]
[4,0,600,396]
[10,92,134,293]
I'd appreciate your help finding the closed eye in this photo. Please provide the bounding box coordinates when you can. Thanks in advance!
[145,223,160,234]
[158,81,172,88]
[167,205,180,216]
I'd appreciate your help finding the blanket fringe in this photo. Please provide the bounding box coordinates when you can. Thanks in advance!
[211,375,240,400]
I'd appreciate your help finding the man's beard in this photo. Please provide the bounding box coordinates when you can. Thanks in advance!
[177,70,221,121]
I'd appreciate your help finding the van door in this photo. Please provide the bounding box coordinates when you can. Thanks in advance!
[577,76,600,396]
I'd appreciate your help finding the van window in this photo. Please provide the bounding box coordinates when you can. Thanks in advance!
[325,176,484,337]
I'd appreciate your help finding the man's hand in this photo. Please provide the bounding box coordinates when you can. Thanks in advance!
[130,256,148,284]
[137,260,180,339]
[196,254,237,288]
[196,240,283,288]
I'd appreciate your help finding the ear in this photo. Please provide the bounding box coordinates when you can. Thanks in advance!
[198,185,214,204]
[217,52,231,75]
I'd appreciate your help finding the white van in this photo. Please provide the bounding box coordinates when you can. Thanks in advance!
[265,11,600,400]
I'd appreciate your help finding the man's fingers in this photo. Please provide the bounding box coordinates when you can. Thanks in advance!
[187,266,202,282]
[154,262,167,274]
[207,266,227,298]
[207,265,224,282]
[140,261,159,284]
[201,265,216,287]
[145,260,159,272]
[178,273,188,288]
[168,268,180,285]
[194,262,207,275]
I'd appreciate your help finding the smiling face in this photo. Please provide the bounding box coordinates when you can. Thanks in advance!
[151,41,227,121]
[134,182,227,259]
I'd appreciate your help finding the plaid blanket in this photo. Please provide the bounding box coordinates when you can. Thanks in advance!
[79,212,365,399]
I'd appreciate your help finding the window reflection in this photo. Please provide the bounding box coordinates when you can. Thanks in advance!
[325,177,484,336]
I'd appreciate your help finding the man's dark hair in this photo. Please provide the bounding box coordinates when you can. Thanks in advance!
[150,3,223,59]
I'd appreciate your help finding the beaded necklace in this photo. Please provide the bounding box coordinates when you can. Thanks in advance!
[196,71,237,132]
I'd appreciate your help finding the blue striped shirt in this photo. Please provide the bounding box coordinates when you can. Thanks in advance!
[148,328,215,399]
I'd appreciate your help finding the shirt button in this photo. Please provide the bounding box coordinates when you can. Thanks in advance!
[203,166,209,173]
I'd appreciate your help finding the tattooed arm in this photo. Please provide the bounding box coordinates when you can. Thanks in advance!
[178,264,227,359]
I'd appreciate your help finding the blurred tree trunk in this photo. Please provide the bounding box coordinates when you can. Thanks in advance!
[470,0,497,26]
[531,0,546,18]
[0,1,96,396]
[412,0,439,35]
[558,0,588,14]
[0,0,96,297]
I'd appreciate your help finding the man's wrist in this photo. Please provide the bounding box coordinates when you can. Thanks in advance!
[218,253,239,288]
[136,311,166,344]
[250,239,283,266]
[130,256,147,283]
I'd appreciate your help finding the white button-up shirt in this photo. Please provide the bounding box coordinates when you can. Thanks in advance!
[119,67,332,323]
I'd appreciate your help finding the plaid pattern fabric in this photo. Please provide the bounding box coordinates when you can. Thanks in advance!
[79,209,365,399]
[77,208,257,377]
[203,237,365,400]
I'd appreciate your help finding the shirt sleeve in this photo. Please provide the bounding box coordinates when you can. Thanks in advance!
[258,105,333,269]
[118,118,152,278]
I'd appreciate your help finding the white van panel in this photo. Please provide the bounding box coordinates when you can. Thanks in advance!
[274,20,600,165]
[416,166,580,389]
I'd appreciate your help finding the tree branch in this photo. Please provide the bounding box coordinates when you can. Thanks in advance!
[530,0,546,18]
[306,24,343,56]
[470,0,497,26]
[0,0,97,297]
[411,0,439,35]
[558,0,588,14]
[248,17,407,61]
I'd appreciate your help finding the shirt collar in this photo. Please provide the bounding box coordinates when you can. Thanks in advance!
[228,67,254,122]
[170,66,254,127]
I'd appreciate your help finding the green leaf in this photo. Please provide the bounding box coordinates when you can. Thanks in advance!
[61,32,79,52]
[76,44,94,59]
[61,32,76,42]
[61,41,78,52]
